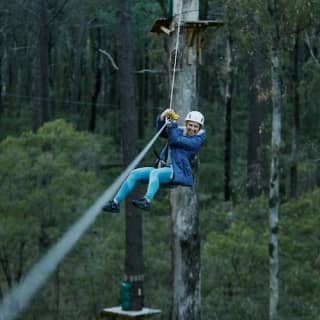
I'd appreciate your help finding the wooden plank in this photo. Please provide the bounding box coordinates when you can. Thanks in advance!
[184,20,224,28]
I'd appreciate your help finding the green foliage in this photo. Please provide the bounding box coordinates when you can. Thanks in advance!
[199,190,320,320]
[0,119,119,317]
[279,190,320,319]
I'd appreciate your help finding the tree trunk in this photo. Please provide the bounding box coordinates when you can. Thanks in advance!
[316,159,320,188]
[137,44,148,138]
[289,30,300,199]
[89,27,102,132]
[267,0,281,319]
[33,0,50,130]
[0,52,2,115]
[224,32,233,202]
[7,41,17,113]
[71,15,87,114]
[171,186,200,320]
[246,58,269,198]
[170,1,200,319]
[247,60,259,199]
[116,0,142,310]
[246,15,270,198]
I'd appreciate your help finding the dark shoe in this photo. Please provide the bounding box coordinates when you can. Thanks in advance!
[131,198,150,211]
[102,200,119,213]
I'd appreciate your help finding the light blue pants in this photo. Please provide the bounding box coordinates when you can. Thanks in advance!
[114,166,173,203]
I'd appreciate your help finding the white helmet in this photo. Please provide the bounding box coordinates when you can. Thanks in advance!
[185,111,205,126]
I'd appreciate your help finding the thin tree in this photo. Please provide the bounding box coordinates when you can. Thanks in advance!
[224,28,234,202]
[33,0,51,130]
[70,14,87,114]
[267,0,281,319]
[289,28,300,199]
[89,25,103,132]
[116,0,143,310]
[246,46,269,197]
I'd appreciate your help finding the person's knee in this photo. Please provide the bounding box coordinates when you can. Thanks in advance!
[150,169,159,180]
[126,171,138,185]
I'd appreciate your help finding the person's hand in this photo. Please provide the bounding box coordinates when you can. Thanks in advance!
[160,108,172,120]
[161,108,180,121]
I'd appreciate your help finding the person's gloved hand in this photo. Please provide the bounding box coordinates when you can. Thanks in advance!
[160,108,180,121]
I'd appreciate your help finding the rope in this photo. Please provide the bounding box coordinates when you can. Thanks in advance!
[0,123,167,320]
[169,0,184,111]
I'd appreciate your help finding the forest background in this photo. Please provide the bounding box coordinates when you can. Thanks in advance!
[0,0,320,319]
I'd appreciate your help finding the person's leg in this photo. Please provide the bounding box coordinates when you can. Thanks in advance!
[144,167,173,201]
[114,167,153,203]
[131,167,173,210]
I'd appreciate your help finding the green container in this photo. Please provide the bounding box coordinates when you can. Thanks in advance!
[120,281,132,311]
[166,0,173,19]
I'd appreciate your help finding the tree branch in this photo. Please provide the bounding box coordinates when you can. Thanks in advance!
[97,48,119,70]
[304,31,320,68]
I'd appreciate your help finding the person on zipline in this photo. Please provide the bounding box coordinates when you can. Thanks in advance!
[103,108,206,212]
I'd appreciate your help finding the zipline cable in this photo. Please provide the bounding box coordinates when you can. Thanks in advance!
[169,0,184,111]
[0,123,167,320]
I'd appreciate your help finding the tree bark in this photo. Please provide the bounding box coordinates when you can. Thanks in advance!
[247,59,260,199]
[116,0,142,310]
[289,30,300,199]
[171,186,200,320]
[246,57,269,198]
[0,52,2,115]
[169,1,200,319]
[71,15,87,115]
[267,0,281,319]
[33,0,50,130]
[89,26,102,132]
[224,32,233,202]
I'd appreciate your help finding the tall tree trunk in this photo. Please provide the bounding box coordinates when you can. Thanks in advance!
[224,32,233,202]
[89,56,102,132]
[71,15,87,115]
[137,45,147,138]
[247,58,270,198]
[247,59,260,199]
[0,52,2,115]
[289,30,300,199]
[246,17,270,199]
[316,159,320,188]
[170,1,200,319]
[116,0,142,310]
[89,27,102,132]
[267,0,281,319]
[34,0,50,130]
[39,0,50,123]
[8,41,17,113]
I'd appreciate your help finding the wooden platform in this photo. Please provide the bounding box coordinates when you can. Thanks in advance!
[151,18,224,35]
[185,19,224,28]
[100,306,161,319]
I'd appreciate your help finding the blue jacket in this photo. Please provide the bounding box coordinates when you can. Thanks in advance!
[156,117,206,186]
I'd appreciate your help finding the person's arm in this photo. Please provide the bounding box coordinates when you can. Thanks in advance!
[156,116,168,138]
